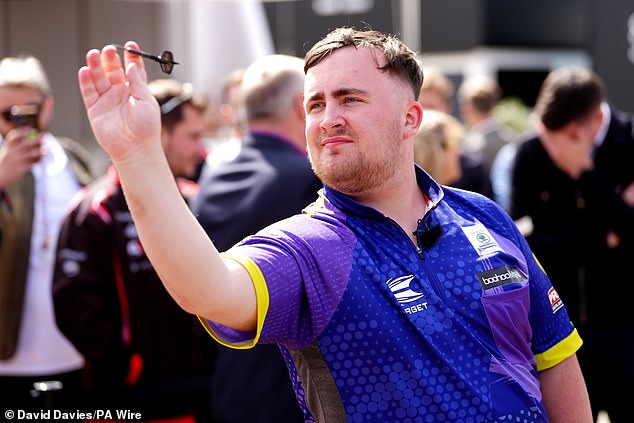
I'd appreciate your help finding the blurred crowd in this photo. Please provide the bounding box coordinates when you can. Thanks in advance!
[1,45,632,423]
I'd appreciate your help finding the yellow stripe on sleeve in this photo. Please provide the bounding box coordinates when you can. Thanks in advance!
[535,328,583,371]
[198,253,270,350]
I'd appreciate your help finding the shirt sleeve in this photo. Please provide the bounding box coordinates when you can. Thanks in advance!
[512,219,582,370]
[200,212,357,351]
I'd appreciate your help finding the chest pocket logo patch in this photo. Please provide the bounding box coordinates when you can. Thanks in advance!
[462,223,501,257]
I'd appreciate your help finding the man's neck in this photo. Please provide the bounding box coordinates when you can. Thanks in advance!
[351,170,426,242]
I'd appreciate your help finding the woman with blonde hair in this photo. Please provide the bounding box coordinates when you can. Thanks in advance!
[413,109,464,185]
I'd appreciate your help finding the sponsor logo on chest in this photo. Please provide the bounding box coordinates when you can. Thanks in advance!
[477,266,528,290]
[386,275,428,314]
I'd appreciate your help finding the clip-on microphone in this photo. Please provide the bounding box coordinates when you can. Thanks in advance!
[414,221,443,249]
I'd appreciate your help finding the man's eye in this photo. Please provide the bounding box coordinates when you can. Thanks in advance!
[308,102,324,111]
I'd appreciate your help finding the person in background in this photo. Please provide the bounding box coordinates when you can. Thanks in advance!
[458,74,514,176]
[510,66,634,423]
[203,68,245,171]
[417,66,493,198]
[418,65,454,114]
[191,54,320,423]
[412,109,463,186]
[217,67,246,141]
[77,30,592,422]
[0,55,93,412]
[53,78,212,421]
[488,97,531,212]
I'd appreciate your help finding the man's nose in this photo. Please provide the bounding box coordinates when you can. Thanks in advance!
[319,104,345,131]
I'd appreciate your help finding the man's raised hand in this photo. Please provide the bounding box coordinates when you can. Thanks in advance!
[78,41,161,164]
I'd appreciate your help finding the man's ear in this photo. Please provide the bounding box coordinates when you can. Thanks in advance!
[404,100,423,140]
[589,107,604,134]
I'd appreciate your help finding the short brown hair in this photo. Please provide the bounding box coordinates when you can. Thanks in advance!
[534,67,605,131]
[304,27,423,101]
[458,75,501,114]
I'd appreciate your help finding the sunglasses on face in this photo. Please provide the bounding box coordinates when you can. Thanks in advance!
[0,103,42,129]
[113,44,179,75]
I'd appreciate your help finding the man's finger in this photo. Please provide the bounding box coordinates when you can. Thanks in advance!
[125,61,153,105]
[101,45,126,86]
[121,41,151,104]
[84,48,111,96]
[123,41,146,79]
[78,49,103,109]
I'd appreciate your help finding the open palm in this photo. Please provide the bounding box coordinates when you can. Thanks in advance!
[78,42,161,163]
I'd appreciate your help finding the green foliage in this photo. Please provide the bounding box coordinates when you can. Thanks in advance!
[493,97,531,134]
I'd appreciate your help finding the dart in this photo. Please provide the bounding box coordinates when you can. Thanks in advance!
[113,44,179,75]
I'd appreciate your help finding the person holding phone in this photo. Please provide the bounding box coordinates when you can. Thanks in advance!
[0,55,93,412]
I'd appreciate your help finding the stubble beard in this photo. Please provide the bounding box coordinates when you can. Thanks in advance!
[310,137,402,196]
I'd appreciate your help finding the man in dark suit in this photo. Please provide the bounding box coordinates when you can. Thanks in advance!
[191,54,321,423]
[510,66,634,423]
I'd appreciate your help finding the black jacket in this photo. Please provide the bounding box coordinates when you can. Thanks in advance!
[191,131,322,423]
[193,131,322,252]
[510,106,634,327]
[53,168,212,419]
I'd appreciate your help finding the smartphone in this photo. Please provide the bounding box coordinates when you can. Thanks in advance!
[10,104,40,130]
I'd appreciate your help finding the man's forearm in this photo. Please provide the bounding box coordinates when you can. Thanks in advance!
[114,145,258,332]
